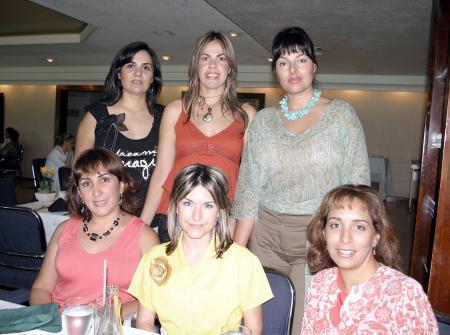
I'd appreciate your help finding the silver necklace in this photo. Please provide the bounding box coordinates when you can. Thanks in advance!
[199,96,222,123]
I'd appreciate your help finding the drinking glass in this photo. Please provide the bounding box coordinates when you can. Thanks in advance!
[62,297,94,335]
[221,325,252,335]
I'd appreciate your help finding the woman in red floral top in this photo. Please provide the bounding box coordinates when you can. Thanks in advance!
[302,185,438,334]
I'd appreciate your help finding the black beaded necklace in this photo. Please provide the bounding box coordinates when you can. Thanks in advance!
[82,217,120,242]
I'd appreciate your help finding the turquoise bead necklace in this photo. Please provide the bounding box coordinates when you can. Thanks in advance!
[279,89,321,121]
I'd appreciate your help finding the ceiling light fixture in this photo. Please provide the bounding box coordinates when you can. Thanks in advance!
[267,57,273,62]
[161,55,171,61]
[46,58,55,63]
[229,32,240,37]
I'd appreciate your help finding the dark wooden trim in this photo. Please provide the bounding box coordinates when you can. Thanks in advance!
[409,0,449,288]
[0,93,4,143]
[410,0,450,317]
[55,85,103,143]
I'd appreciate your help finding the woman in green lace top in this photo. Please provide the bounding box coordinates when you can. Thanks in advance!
[232,26,370,334]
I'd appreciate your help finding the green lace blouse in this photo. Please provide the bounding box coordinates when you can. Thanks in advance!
[232,100,370,218]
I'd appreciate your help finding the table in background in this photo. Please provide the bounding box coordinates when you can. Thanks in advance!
[18,201,68,243]
[369,155,392,200]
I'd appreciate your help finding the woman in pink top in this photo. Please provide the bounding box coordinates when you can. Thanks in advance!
[30,148,159,317]
[302,185,438,334]
[140,31,255,242]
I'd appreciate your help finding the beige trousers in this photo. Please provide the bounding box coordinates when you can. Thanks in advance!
[248,207,311,335]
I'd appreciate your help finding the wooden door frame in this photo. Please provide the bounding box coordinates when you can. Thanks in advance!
[55,85,104,139]
[410,0,450,318]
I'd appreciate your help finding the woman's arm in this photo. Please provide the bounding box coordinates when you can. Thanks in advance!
[140,100,181,224]
[233,217,256,246]
[241,103,256,143]
[243,305,263,335]
[29,222,66,304]
[139,225,160,255]
[75,111,96,160]
[135,303,157,332]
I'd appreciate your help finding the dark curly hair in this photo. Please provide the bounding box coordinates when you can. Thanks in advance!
[307,184,401,273]
[67,148,139,221]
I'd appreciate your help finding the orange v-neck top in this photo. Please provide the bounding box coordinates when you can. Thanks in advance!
[157,111,244,215]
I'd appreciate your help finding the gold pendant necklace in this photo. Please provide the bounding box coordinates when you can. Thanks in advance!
[200,95,222,123]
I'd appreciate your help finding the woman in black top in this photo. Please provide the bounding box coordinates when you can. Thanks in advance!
[76,41,163,214]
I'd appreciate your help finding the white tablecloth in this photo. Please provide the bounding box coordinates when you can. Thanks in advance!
[18,202,69,243]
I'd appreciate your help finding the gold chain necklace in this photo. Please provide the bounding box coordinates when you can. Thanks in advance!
[82,217,120,242]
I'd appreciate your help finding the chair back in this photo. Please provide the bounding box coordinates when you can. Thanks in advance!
[0,206,47,289]
[0,178,17,206]
[263,268,295,335]
[58,166,72,191]
[31,158,47,189]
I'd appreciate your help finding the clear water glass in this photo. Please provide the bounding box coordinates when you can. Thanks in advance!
[221,325,252,335]
[62,297,94,335]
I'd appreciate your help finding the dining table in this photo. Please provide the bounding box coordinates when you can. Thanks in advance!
[18,201,69,243]
[0,299,158,335]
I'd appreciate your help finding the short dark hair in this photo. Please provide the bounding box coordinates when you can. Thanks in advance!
[271,27,318,72]
[55,133,74,146]
[102,41,162,115]
[307,184,402,273]
[5,127,19,142]
[68,148,139,221]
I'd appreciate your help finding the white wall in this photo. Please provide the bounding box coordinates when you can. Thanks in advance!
[0,85,56,179]
[0,84,427,197]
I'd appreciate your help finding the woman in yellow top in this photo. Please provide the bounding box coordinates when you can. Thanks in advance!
[128,164,273,335]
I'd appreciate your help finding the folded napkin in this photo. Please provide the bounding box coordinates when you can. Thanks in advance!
[48,197,69,212]
[0,303,61,334]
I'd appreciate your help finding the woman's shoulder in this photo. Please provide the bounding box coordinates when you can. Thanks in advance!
[85,102,108,119]
[161,99,183,122]
[377,265,425,292]
[248,107,278,128]
[311,267,338,285]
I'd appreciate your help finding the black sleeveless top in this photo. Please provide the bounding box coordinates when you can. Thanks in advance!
[87,102,162,213]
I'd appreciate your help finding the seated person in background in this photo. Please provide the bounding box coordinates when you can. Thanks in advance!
[45,133,75,192]
[302,184,438,334]
[30,148,159,317]
[0,127,21,169]
[128,164,273,335]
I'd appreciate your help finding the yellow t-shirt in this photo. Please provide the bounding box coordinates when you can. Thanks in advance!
[128,236,273,335]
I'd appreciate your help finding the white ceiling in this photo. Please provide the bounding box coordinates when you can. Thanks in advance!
[0,0,432,76]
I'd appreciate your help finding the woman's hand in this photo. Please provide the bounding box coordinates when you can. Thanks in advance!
[233,217,256,246]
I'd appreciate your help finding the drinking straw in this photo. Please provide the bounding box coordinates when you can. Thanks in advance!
[103,259,107,306]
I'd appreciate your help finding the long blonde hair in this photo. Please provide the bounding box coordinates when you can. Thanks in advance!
[183,31,248,133]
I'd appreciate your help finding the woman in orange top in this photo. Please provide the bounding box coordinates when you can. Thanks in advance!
[140,31,255,242]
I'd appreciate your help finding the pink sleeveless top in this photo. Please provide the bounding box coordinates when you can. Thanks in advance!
[157,111,244,215]
[52,216,145,308]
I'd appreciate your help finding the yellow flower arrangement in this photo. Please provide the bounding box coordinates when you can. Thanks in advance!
[39,166,55,193]
[150,256,172,286]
